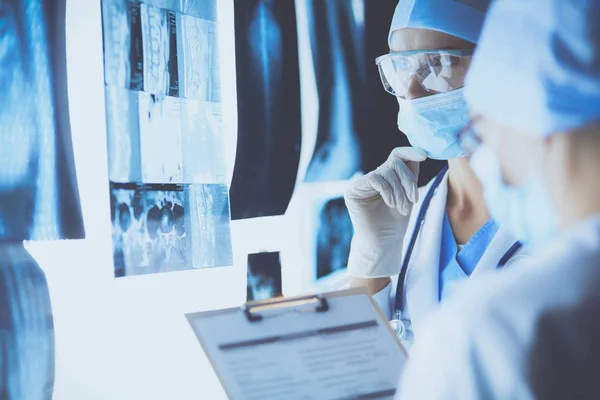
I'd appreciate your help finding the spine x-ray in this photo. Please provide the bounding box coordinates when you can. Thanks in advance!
[229,0,302,220]
[101,0,232,277]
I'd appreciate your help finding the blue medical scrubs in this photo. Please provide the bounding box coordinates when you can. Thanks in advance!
[439,212,499,301]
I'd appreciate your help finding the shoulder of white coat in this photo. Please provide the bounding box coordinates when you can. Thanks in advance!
[411,233,600,397]
[402,217,600,398]
[398,267,537,398]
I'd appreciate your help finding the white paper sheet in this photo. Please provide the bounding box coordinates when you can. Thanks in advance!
[187,291,407,400]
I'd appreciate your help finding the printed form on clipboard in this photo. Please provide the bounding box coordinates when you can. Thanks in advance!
[186,287,408,400]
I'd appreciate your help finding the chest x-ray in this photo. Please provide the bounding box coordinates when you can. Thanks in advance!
[101,0,232,277]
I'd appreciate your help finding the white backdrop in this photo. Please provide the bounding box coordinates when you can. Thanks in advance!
[24,0,241,398]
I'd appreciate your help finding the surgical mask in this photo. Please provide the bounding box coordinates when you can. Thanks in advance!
[469,146,558,246]
[397,89,469,160]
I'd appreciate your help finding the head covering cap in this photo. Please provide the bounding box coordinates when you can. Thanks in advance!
[465,0,600,137]
[388,0,492,47]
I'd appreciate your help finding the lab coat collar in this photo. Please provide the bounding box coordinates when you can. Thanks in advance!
[471,226,522,276]
[404,171,449,337]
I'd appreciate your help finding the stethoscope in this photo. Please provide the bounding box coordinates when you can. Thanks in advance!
[391,165,522,344]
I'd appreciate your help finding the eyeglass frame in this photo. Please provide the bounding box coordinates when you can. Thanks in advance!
[375,49,475,97]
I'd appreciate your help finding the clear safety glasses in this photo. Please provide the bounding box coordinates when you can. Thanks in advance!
[375,49,474,99]
[457,117,483,155]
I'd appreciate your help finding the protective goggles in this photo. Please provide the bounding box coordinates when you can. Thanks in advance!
[375,49,474,99]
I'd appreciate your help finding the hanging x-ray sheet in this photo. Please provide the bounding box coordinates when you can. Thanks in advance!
[0,0,84,242]
[302,0,365,182]
[0,0,78,397]
[101,0,232,277]
[228,0,302,220]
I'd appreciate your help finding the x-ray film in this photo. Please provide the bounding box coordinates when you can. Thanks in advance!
[0,0,84,241]
[138,93,184,183]
[111,183,187,276]
[102,0,144,90]
[141,0,217,19]
[105,87,143,183]
[180,100,227,184]
[229,0,302,220]
[303,0,363,183]
[179,0,216,20]
[101,0,231,277]
[316,197,353,279]
[140,5,179,96]
[105,89,226,186]
[246,252,283,301]
[177,15,220,101]
[110,183,232,276]
[186,184,233,270]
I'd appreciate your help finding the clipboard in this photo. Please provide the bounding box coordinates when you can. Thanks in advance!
[186,288,408,400]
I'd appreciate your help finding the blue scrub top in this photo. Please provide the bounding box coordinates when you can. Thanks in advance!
[439,212,499,301]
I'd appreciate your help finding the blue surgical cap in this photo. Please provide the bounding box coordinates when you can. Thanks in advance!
[465,0,600,137]
[388,0,492,47]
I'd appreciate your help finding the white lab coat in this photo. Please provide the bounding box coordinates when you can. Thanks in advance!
[372,170,527,343]
[396,213,600,400]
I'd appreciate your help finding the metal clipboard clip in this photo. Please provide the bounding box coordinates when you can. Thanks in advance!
[242,294,330,322]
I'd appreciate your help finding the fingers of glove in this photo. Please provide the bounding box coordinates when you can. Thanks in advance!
[377,166,410,215]
[345,172,381,203]
[388,157,419,204]
[389,147,427,180]
[366,172,397,210]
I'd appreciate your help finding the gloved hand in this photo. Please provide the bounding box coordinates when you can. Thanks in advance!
[345,147,427,278]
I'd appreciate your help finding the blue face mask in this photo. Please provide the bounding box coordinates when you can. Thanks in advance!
[469,146,558,246]
[397,89,469,160]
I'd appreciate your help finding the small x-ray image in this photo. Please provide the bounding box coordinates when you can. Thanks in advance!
[142,0,217,20]
[177,14,220,101]
[102,0,144,90]
[110,183,232,277]
[176,0,217,19]
[316,197,353,279]
[137,93,184,183]
[246,252,283,302]
[104,87,143,183]
[140,5,179,96]
[0,0,84,242]
[111,183,188,277]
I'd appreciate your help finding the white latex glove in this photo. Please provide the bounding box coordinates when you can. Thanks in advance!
[345,147,427,278]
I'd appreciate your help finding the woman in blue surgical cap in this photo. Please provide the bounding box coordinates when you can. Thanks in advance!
[396,0,600,398]
[344,0,526,348]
